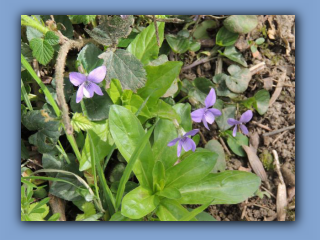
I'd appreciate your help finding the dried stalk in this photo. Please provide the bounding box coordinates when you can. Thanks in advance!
[145,15,184,23]
[55,38,95,135]
[263,125,295,137]
[153,15,160,47]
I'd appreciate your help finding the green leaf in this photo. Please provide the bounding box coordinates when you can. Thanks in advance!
[152,119,178,169]
[110,181,138,194]
[109,163,127,183]
[77,43,103,73]
[153,161,166,192]
[166,34,190,54]
[80,119,114,171]
[122,91,152,118]
[47,213,61,221]
[106,79,123,104]
[44,31,59,46]
[215,103,236,131]
[109,105,154,189]
[149,99,180,122]
[156,187,181,200]
[70,89,113,121]
[216,26,239,47]
[110,212,142,221]
[127,21,165,65]
[224,15,258,34]
[191,209,217,221]
[118,31,139,48]
[212,73,238,98]
[225,65,252,93]
[42,153,84,201]
[178,171,261,204]
[193,20,218,40]
[194,77,214,94]
[138,61,183,105]
[226,131,249,157]
[255,37,265,45]
[21,41,33,70]
[172,103,192,132]
[205,140,226,173]
[179,200,213,221]
[74,201,96,221]
[220,46,247,67]
[156,198,195,221]
[26,202,49,221]
[21,109,60,153]
[253,89,270,115]
[99,49,146,92]
[69,15,96,25]
[21,140,29,160]
[54,15,74,39]
[148,54,168,66]
[165,150,217,189]
[71,112,92,132]
[86,15,134,46]
[114,116,158,211]
[29,38,54,65]
[121,186,160,219]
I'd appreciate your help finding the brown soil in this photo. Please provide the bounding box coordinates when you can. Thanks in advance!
[184,15,295,221]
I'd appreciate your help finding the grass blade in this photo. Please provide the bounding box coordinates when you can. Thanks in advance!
[179,199,214,221]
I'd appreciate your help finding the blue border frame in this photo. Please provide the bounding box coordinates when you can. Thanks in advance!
[4,1,319,239]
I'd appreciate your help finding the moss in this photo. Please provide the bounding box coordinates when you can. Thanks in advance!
[259,149,274,171]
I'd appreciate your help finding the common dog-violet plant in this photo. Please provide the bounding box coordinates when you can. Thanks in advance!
[21,15,268,222]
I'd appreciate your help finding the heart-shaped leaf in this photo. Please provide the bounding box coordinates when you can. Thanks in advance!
[226,131,249,157]
[212,73,238,98]
[193,20,218,40]
[77,43,103,73]
[224,15,258,34]
[220,46,247,67]
[216,26,239,46]
[226,65,251,93]
[253,89,270,115]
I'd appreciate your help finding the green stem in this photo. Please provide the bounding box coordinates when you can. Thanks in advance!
[21,15,49,34]
[56,140,71,164]
[21,79,33,111]
[21,54,82,163]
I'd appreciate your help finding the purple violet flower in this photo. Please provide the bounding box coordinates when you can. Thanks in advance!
[167,129,199,157]
[191,88,222,130]
[69,66,106,103]
[227,110,253,137]
[120,15,129,19]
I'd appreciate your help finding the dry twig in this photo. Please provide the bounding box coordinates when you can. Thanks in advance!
[152,15,160,47]
[251,121,272,131]
[263,125,295,137]
[272,150,287,221]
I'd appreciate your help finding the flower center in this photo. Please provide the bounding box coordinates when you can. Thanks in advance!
[84,81,92,88]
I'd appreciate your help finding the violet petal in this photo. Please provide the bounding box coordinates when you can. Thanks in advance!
[184,129,199,137]
[83,84,94,98]
[204,88,216,109]
[240,110,253,123]
[91,83,103,96]
[232,125,238,137]
[204,110,215,124]
[181,138,193,152]
[207,108,222,117]
[69,72,86,86]
[87,66,107,83]
[168,137,181,147]
[191,108,206,122]
[76,84,84,103]
[227,118,240,126]
[177,141,182,157]
[202,115,210,130]
[240,124,249,135]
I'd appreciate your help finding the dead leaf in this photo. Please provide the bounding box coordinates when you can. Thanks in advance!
[249,132,260,153]
[242,145,268,182]
[263,77,273,91]
[277,182,287,221]
[269,71,286,107]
